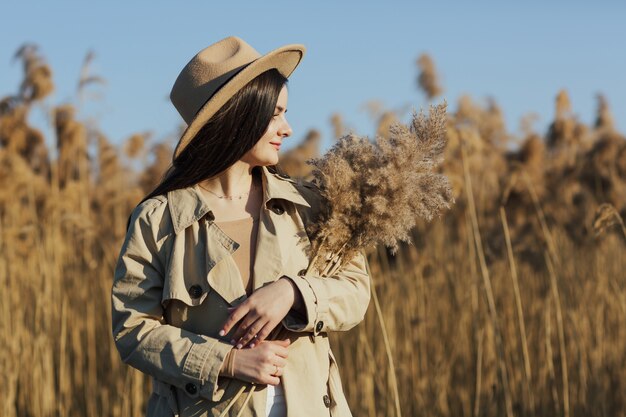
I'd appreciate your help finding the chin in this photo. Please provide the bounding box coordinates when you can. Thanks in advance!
[243,152,279,167]
[261,153,280,166]
[252,158,279,167]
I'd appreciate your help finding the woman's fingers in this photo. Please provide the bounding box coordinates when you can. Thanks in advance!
[265,375,281,386]
[264,362,283,383]
[229,316,281,348]
[273,338,291,347]
[270,340,291,358]
[272,356,287,368]
[271,366,283,377]
[249,322,279,347]
[224,279,296,348]
[233,341,290,385]
[219,303,250,336]
[231,317,262,348]
[236,318,268,348]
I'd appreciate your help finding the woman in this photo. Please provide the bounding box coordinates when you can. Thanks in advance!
[111,36,371,417]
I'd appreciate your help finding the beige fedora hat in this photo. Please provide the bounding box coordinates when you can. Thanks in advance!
[170,36,306,159]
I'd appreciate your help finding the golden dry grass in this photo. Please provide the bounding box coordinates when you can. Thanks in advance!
[0,45,625,417]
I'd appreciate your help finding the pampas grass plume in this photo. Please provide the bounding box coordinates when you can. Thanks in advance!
[307,102,454,272]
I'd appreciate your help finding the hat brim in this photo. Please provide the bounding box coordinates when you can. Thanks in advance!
[173,44,306,159]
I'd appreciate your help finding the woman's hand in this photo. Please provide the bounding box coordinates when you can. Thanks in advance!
[231,339,291,386]
[220,278,297,348]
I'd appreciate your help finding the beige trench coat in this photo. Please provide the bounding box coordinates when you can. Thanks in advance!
[111,166,371,417]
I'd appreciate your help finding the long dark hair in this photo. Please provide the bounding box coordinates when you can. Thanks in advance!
[141,68,288,205]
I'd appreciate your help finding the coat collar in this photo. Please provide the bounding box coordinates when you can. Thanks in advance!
[166,166,310,235]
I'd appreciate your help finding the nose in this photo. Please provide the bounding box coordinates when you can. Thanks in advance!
[278,118,292,138]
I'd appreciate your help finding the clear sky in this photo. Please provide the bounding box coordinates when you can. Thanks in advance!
[1,1,624,153]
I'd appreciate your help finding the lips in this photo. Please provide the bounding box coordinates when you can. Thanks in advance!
[270,142,281,150]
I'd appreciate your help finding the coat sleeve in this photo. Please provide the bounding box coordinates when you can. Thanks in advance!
[280,250,371,336]
[279,181,372,336]
[111,198,234,403]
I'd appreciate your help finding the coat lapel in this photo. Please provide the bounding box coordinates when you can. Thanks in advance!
[252,208,284,290]
[205,222,248,306]
[252,205,312,291]
[166,167,311,304]
[253,168,311,290]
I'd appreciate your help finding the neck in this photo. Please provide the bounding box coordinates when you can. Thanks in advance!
[200,161,256,197]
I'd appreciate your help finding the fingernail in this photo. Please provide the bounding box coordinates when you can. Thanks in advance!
[236,343,243,349]
[219,330,225,336]
[249,343,255,348]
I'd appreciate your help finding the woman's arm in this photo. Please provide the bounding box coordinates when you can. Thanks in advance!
[112,199,234,402]
[222,249,371,347]
[280,250,371,336]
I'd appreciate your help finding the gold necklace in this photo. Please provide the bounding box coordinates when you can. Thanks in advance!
[198,181,258,201]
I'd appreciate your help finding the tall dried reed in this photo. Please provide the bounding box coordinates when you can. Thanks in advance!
[1,44,624,417]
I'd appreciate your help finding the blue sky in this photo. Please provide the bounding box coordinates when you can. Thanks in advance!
[1,1,624,154]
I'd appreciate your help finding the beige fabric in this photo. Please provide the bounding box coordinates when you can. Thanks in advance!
[170,37,305,159]
[214,216,259,296]
[111,166,371,417]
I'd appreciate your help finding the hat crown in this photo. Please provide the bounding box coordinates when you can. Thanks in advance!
[170,36,261,124]
[168,36,305,160]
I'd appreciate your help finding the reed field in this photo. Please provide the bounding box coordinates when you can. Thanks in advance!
[1,45,625,417]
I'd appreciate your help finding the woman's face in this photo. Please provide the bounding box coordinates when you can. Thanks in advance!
[241,85,292,167]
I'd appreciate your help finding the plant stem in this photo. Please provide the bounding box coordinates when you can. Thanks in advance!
[500,206,535,413]
[461,143,513,417]
[544,251,570,417]
[522,170,560,267]
[365,256,402,417]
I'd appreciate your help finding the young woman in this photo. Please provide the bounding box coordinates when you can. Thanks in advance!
[111,36,371,417]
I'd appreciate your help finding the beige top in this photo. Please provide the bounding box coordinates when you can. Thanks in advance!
[215,215,260,296]
[217,215,259,380]
[216,214,285,412]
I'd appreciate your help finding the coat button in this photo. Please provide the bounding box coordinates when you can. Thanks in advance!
[323,394,331,407]
[297,269,307,276]
[185,383,198,395]
[315,321,324,332]
[205,211,215,222]
[270,204,285,215]
[188,285,203,299]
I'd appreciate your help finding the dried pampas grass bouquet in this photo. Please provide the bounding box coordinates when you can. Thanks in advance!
[305,102,454,276]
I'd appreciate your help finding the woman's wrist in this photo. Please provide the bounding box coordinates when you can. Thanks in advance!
[279,276,305,313]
